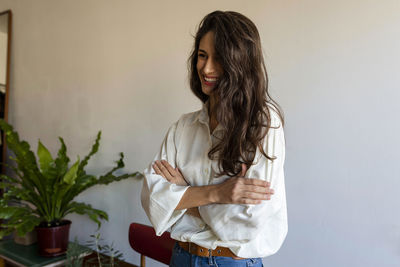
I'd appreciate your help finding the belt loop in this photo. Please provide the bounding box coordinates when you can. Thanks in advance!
[189,242,191,254]
[208,248,213,265]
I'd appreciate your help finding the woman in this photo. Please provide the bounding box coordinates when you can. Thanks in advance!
[141,11,287,267]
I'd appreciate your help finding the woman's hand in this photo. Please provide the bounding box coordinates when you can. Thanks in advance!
[214,164,274,204]
[153,160,201,218]
[153,160,189,186]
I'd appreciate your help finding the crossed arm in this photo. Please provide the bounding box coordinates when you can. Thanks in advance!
[152,160,274,218]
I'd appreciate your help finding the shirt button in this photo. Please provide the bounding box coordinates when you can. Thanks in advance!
[204,169,209,175]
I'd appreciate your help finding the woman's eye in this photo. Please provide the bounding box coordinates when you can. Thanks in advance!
[198,53,206,58]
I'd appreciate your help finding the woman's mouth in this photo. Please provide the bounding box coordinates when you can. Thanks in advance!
[203,76,219,86]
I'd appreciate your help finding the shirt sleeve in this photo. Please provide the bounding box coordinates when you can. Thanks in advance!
[141,121,190,236]
[198,112,288,257]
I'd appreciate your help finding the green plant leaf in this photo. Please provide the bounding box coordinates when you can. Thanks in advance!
[63,202,108,229]
[54,137,70,181]
[0,206,19,219]
[0,174,19,184]
[0,120,49,209]
[37,140,54,176]
[0,228,14,239]
[63,158,80,185]
[14,215,41,236]
[0,205,41,237]
[58,153,141,213]
[77,131,101,176]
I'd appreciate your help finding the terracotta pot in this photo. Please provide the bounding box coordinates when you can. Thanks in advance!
[35,220,71,257]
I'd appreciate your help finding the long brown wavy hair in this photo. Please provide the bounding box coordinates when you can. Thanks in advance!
[188,11,284,177]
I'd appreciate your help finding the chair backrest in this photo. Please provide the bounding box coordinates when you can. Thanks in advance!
[129,223,176,266]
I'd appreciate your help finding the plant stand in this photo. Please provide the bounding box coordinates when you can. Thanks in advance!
[0,240,138,267]
[0,240,89,267]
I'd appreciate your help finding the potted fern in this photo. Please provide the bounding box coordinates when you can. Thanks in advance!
[0,120,142,257]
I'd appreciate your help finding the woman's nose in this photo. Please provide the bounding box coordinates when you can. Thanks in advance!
[204,58,218,74]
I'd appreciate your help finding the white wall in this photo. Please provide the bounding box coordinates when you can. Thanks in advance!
[0,0,399,266]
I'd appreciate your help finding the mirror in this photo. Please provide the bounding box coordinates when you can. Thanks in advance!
[0,10,12,173]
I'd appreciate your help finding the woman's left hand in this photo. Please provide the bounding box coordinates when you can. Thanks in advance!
[153,160,189,186]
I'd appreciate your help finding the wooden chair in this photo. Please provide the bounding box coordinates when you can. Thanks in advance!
[129,223,176,267]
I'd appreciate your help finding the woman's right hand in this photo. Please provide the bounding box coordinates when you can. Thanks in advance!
[153,160,189,186]
[214,164,274,204]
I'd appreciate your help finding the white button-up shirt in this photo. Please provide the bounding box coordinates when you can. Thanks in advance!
[141,102,287,258]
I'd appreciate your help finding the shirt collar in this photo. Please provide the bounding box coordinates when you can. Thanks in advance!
[192,100,224,133]
[192,100,210,125]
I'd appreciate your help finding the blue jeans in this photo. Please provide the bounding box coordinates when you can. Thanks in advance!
[169,242,264,267]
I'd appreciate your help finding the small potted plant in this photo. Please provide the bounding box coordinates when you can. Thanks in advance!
[0,119,142,257]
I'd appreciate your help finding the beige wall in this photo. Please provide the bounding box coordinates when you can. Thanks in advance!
[0,0,399,266]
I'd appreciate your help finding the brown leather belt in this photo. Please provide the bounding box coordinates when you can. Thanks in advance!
[178,241,244,259]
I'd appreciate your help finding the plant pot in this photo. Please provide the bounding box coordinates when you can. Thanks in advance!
[35,220,71,257]
[13,230,37,246]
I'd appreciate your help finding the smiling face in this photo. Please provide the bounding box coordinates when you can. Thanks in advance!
[196,31,224,96]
